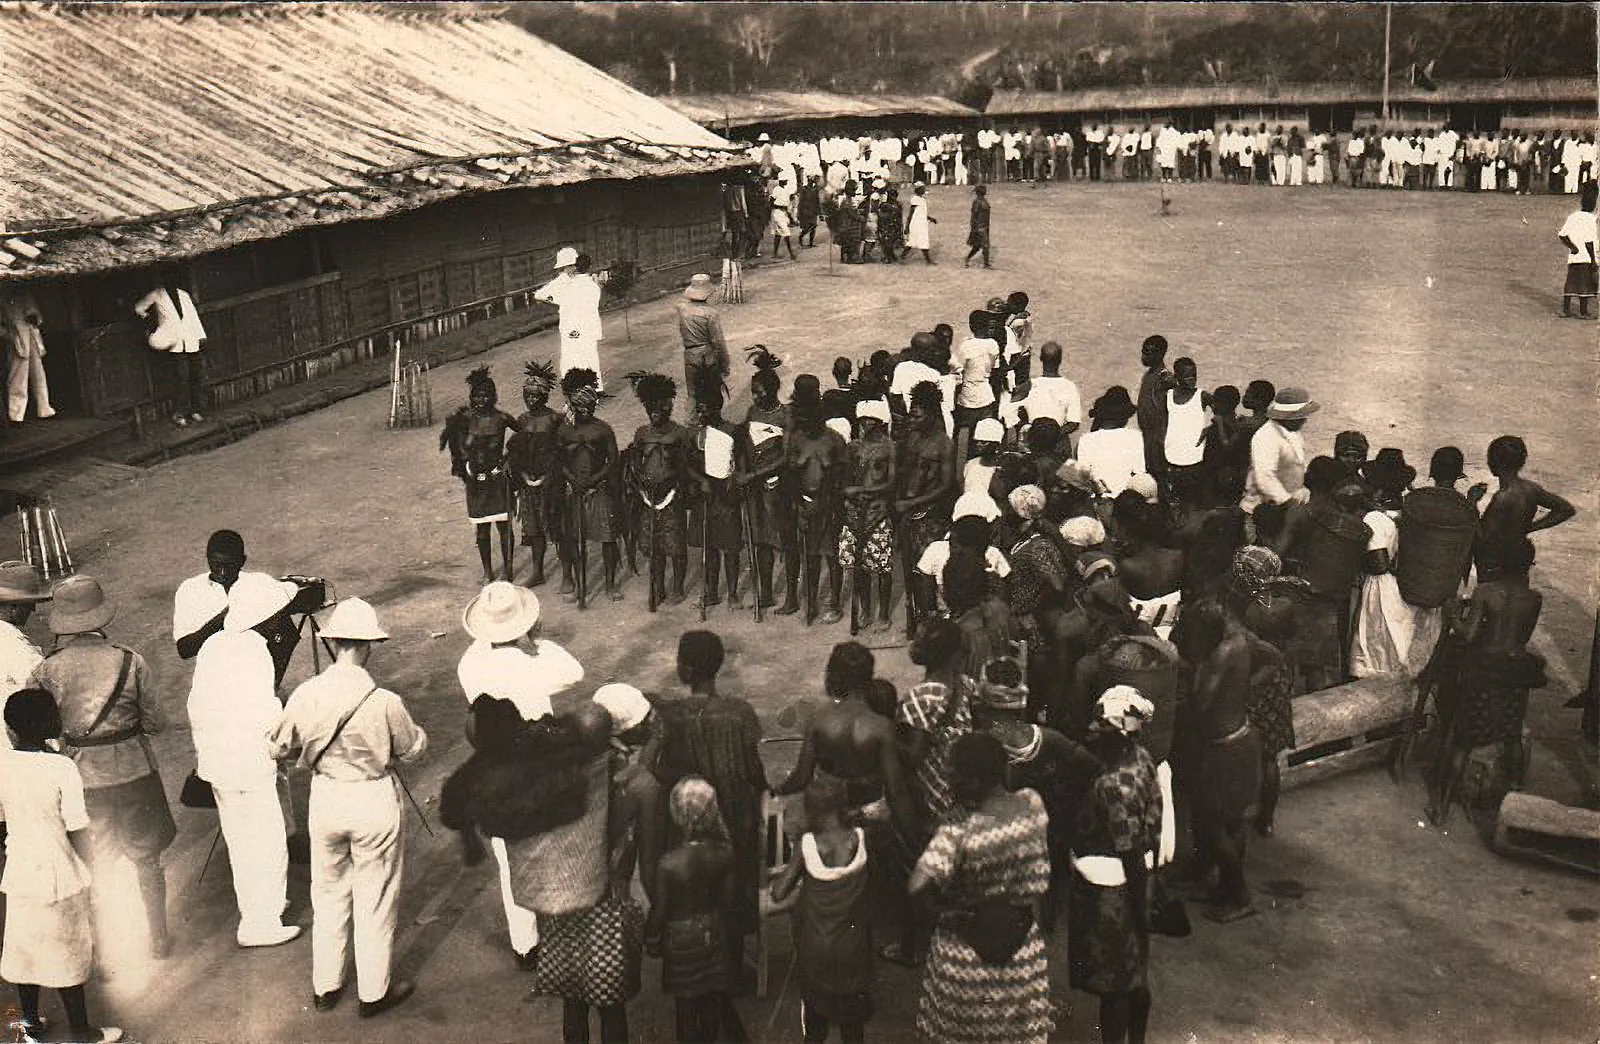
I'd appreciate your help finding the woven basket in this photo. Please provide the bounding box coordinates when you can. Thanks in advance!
[508,756,609,917]
[1396,488,1478,608]
[1099,634,1181,763]
[1299,508,1370,598]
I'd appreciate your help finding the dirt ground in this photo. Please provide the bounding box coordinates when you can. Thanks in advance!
[19,181,1597,1043]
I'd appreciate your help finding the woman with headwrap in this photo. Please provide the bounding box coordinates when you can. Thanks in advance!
[1002,484,1071,721]
[624,372,693,609]
[508,360,564,587]
[1067,686,1161,1044]
[1231,545,1307,838]
[557,369,623,602]
[653,777,748,1043]
[910,733,1053,1044]
[441,366,518,583]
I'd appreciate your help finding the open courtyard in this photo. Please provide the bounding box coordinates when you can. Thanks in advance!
[35,180,1599,1043]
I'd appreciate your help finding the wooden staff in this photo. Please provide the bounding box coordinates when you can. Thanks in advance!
[797,501,814,626]
[741,492,762,624]
[54,505,72,575]
[19,505,32,571]
[45,504,67,578]
[389,345,400,427]
[575,486,589,611]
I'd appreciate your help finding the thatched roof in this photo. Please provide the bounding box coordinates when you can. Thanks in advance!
[987,77,1600,117]
[0,3,747,278]
[662,91,979,129]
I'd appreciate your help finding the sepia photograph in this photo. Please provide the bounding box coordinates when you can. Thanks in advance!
[0,2,1594,1042]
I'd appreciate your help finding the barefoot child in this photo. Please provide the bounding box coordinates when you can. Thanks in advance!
[770,777,875,1044]
[1,689,123,1043]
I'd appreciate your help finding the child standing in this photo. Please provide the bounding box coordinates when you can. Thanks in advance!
[770,778,875,1044]
[0,689,123,1043]
[655,777,748,1044]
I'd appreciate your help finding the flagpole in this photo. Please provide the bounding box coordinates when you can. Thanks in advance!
[1381,3,1392,124]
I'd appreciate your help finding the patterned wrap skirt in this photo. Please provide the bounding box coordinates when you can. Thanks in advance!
[917,921,1051,1044]
[660,913,731,998]
[532,895,645,1008]
[838,517,895,575]
[1068,872,1151,995]
[1247,663,1297,755]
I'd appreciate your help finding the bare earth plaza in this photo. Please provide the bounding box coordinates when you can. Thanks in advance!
[0,4,1595,1044]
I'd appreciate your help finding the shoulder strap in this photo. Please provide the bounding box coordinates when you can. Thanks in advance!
[310,685,379,771]
[65,648,133,744]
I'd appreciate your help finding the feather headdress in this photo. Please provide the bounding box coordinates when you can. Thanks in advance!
[624,370,677,405]
[745,344,782,372]
[465,365,495,393]
[522,359,558,395]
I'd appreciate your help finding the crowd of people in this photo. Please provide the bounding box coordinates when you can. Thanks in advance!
[0,202,1584,1044]
[745,124,1600,194]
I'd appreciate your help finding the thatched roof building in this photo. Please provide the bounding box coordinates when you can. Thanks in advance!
[0,2,746,278]
[661,90,979,138]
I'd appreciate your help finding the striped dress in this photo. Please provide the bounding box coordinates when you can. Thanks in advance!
[915,789,1053,1044]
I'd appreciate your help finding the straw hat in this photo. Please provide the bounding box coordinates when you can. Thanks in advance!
[1267,387,1321,421]
[462,581,541,644]
[318,597,389,642]
[0,560,51,604]
[224,572,298,633]
[47,575,113,635]
[554,246,580,270]
[684,274,715,302]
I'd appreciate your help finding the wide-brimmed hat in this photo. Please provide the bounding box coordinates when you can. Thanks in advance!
[224,572,298,633]
[684,274,714,302]
[1267,387,1321,421]
[463,581,541,644]
[757,132,771,142]
[0,560,51,603]
[554,246,579,270]
[1362,448,1417,494]
[318,597,389,642]
[47,575,113,634]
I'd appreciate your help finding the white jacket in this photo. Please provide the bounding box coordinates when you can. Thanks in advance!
[188,629,280,790]
[134,287,207,353]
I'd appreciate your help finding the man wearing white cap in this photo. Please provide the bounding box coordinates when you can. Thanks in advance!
[456,582,583,964]
[1240,387,1319,516]
[187,572,303,947]
[268,598,426,1017]
[535,247,605,391]
[963,417,1006,498]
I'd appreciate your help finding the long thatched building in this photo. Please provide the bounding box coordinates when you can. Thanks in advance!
[0,2,748,429]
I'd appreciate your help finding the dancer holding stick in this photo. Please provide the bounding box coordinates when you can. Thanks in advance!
[786,375,847,627]
[623,371,691,611]
[742,346,791,613]
[691,381,747,615]
[557,368,620,606]
[439,367,517,583]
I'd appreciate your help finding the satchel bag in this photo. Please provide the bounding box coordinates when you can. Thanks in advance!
[180,769,217,810]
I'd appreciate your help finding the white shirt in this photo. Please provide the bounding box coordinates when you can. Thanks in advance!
[1076,427,1145,497]
[173,570,280,641]
[1560,210,1598,264]
[1241,420,1308,512]
[1026,375,1082,427]
[963,457,998,497]
[133,287,207,353]
[457,639,583,722]
[890,360,942,399]
[917,541,1012,587]
[0,621,43,751]
[0,749,92,901]
[952,336,1000,409]
[188,629,281,790]
[534,271,603,342]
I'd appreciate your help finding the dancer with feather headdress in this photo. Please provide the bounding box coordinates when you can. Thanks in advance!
[623,371,693,609]
[556,368,622,602]
[440,366,517,582]
[507,360,564,587]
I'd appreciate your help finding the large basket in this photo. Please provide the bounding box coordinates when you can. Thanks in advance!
[1396,488,1478,608]
[1099,634,1181,763]
[1299,508,1369,598]
[507,756,609,917]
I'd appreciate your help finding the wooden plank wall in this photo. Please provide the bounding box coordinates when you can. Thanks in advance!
[63,176,724,420]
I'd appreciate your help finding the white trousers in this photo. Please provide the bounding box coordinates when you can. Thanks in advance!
[1288,155,1305,185]
[310,775,403,1003]
[7,350,52,423]
[214,783,290,932]
[559,335,603,392]
[489,837,538,955]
